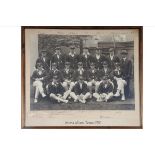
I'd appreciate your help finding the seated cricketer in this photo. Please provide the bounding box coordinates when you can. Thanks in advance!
[47,62,63,83]
[86,62,101,95]
[31,62,47,103]
[112,61,127,101]
[61,62,75,99]
[99,60,114,88]
[99,61,112,78]
[70,75,91,103]
[93,75,114,102]
[46,75,68,103]
[73,62,87,82]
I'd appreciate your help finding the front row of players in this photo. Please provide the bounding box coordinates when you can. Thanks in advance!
[32,61,127,103]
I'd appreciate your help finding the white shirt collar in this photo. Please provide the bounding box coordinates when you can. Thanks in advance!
[123,57,127,61]
[69,52,75,56]
[52,68,58,72]
[78,68,84,72]
[110,55,114,60]
[96,54,100,59]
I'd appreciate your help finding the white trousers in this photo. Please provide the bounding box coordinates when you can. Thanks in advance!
[33,80,44,99]
[70,92,91,101]
[115,77,127,94]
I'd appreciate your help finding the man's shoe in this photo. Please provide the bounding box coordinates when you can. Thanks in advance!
[63,100,69,103]
[79,99,86,104]
[34,99,38,103]
[74,99,78,102]
[82,99,86,104]
[114,91,120,97]
[121,95,125,101]
[42,93,46,98]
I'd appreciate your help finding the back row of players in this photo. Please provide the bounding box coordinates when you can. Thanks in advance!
[32,46,132,103]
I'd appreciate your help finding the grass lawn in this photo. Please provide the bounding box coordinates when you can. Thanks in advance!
[30,96,135,110]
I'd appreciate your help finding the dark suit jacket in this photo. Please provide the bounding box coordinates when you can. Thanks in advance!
[73,82,89,95]
[52,54,65,69]
[73,69,87,81]
[106,55,120,70]
[78,54,93,70]
[65,54,78,69]
[86,69,100,81]
[98,81,113,94]
[120,59,132,79]
[92,55,107,69]
[47,82,65,95]
[99,68,112,80]
[31,69,48,81]
[36,57,51,71]
[61,69,74,81]
[31,69,48,87]
[48,69,63,82]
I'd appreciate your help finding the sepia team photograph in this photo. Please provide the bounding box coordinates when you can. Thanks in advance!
[22,27,142,128]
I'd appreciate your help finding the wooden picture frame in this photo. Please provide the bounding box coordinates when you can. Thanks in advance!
[21,26,143,129]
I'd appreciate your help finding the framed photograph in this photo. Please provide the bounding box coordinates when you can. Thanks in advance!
[21,26,143,129]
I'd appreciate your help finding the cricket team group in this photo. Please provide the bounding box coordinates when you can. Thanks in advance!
[31,45,132,104]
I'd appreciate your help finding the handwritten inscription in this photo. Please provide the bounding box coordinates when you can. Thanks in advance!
[65,120,101,125]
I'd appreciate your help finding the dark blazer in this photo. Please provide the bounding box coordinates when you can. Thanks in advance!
[92,55,107,70]
[78,54,93,70]
[31,69,48,82]
[47,82,65,95]
[106,55,120,70]
[99,67,112,80]
[65,54,78,69]
[73,69,87,81]
[86,69,100,81]
[73,82,89,95]
[98,81,113,94]
[61,69,74,81]
[120,58,132,79]
[48,69,63,82]
[36,57,51,71]
[52,54,65,69]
